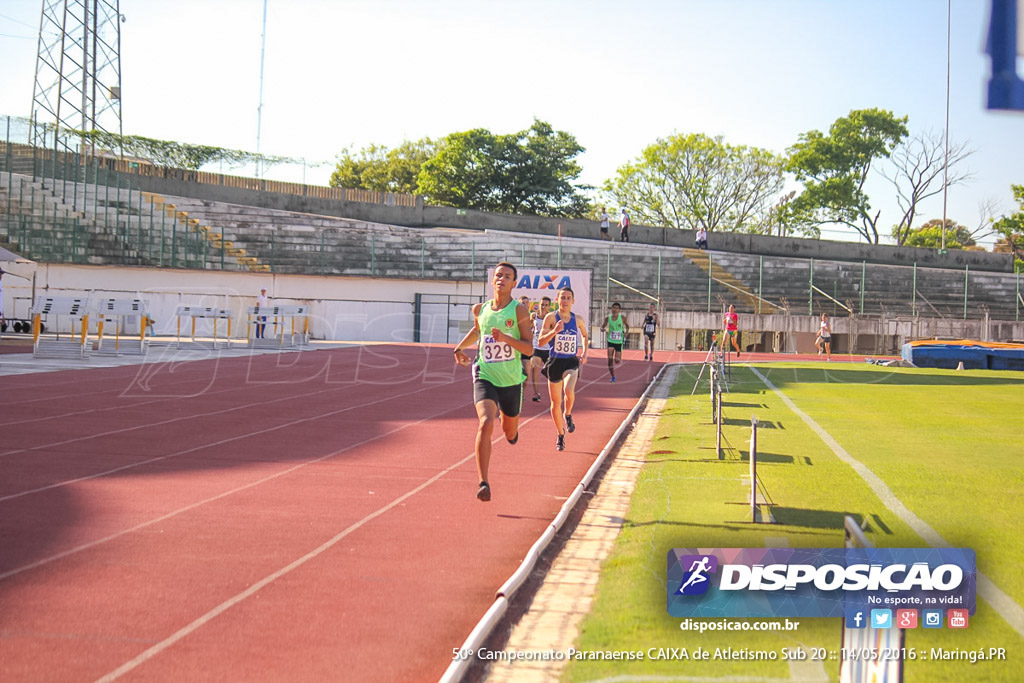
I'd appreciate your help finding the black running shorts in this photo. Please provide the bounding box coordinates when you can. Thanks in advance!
[532,348,550,363]
[473,378,523,417]
[545,356,581,383]
[608,342,623,353]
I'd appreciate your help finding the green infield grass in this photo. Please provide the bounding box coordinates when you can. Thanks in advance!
[564,363,1024,682]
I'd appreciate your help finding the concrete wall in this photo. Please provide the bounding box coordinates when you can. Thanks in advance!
[111,171,1014,274]
[5,264,1021,354]
[3,263,483,343]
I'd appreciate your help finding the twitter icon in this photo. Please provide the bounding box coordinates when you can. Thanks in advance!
[871,609,893,628]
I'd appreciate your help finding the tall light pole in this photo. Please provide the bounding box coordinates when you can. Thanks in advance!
[256,0,268,178]
[941,0,951,253]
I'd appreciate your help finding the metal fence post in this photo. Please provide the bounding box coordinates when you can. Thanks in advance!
[963,264,969,320]
[912,262,917,317]
[758,255,763,314]
[809,257,814,315]
[606,249,611,306]
[707,253,713,313]
[750,417,758,522]
[657,252,662,302]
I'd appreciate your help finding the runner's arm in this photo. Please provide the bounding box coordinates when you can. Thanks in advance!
[577,315,589,363]
[453,303,482,364]
[537,312,562,347]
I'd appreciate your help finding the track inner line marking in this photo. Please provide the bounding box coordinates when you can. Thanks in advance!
[2,368,601,581]
[93,409,557,682]
[750,366,1024,639]
[0,377,451,503]
[0,360,443,458]
[0,358,343,428]
[0,393,467,582]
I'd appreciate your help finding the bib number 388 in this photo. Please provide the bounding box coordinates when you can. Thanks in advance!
[482,335,514,362]
[554,332,578,355]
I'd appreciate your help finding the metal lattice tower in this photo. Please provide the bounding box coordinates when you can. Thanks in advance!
[29,0,123,149]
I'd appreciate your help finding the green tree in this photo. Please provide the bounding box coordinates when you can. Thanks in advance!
[787,108,909,244]
[603,133,785,233]
[330,138,435,194]
[417,119,590,217]
[992,184,1024,271]
[902,219,976,249]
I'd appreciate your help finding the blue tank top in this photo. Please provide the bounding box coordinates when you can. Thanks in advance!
[550,311,581,359]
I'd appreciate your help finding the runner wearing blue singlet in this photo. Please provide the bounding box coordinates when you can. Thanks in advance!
[538,287,589,451]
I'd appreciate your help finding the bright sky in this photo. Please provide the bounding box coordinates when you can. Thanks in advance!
[1,0,1021,245]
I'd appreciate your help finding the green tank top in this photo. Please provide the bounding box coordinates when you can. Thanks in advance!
[607,314,626,344]
[475,298,524,387]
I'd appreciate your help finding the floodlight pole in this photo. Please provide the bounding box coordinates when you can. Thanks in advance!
[941,0,951,252]
[256,0,268,178]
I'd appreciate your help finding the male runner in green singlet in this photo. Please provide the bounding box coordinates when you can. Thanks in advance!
[600,302,629,382]
[453,262,533,501]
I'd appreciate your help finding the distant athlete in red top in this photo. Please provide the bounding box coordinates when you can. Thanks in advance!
[724,304,741,357]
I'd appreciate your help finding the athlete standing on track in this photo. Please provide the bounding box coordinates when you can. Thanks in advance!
[724,304,741,357]
[528,295,552,402]
[538,287,589,451]
[600,302,629,382]
[642,303,658,361]
[453,262,534,502]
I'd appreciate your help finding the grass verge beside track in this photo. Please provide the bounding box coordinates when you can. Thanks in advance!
[564,363,1024,683]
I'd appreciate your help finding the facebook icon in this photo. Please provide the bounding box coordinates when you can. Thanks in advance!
[845,611,866,629]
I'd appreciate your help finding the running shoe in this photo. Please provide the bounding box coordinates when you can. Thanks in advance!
[532,394,541,402]
[643,354,648,361]
[610,376,616,383]
[556,435,565,451]
[566,415,575,433]
[476,481,491,502]
[508,432,518,445]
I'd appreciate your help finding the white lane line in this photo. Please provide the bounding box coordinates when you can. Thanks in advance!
[0,378,450,503]
[93,407,559,682]
[0,392,464,583]
[0,364,429,459]
[0,358,313,427]
[750,366,1024,639]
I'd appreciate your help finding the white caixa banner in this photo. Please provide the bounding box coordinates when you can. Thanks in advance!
[486,267,592,321]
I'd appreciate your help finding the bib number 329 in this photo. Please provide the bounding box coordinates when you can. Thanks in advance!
[482,335,514,362]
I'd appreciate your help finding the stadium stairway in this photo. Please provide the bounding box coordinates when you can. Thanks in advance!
[0,172,256,271]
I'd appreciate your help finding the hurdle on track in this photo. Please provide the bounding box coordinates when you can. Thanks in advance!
[247,304,310,348]
[175,305,233,349]
[30,295,91,359]
[93,297,152,356]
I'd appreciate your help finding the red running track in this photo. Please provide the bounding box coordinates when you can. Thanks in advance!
[0,344,662,682]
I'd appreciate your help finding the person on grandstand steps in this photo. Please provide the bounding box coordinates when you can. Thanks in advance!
[724,304,741,357]
[453,262,533,502]
[600,302,629,382]
[528,296,552,402]
[642,303,658,361]
[538,287,589,452]
[815,312,832,361]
